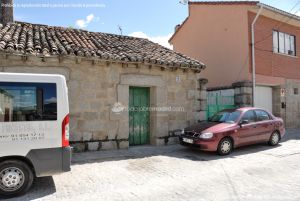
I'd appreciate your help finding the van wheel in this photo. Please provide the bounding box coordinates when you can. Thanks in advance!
[217,138,233,156]
[269,132,280,146]
[0,160,34,199]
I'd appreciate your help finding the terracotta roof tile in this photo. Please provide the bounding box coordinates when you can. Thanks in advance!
[0,22,205,70]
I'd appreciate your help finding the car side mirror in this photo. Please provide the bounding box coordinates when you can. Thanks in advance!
[239,120,249,127]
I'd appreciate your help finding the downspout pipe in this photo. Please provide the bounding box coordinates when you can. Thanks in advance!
[251,5,263,106]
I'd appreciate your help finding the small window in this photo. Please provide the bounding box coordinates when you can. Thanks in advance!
[241,110,256,123]
[273,30,296,56]
[294,88,299,95]
[255,110,270,122]
[0,82,57,122]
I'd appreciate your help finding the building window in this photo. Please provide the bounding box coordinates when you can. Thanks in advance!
[294,88,299,95]
[273,30,296,56]
[0,82,57,122]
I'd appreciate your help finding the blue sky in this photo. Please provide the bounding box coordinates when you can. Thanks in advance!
[13,0,300,47]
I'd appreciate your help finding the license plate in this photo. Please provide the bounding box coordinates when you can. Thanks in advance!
[183,138,193,144]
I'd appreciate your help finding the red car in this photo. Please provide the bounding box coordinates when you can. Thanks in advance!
[179,107,285,155]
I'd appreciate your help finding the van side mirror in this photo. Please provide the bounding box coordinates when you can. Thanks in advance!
[239,120,249,126]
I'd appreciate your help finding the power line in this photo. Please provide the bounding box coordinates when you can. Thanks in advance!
[234,1,300,82]
[255,1,300,45]
[255,47,273,53]
[234,54,250,83]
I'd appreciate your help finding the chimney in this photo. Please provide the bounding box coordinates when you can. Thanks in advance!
[175,24,181,32]
[0,0,14,24]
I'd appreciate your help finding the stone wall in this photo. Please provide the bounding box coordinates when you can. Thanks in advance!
[271,80,300,128]
[272,85,286,124]
[207,81,252,110]
[0,54,205,151]
[198,79,208,121]
[284,80,300,128]
[232,81,252,107]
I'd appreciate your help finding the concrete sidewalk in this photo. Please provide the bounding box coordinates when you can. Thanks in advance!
[8,129,300,201]
[72,128,300,163]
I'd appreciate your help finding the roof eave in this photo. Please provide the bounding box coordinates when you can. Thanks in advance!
[169,16,189,43]
[0,50,205,72]
[257,2,300,22]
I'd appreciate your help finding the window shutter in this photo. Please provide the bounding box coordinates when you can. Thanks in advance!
[279,32,285,54]
[273,31,278,53]
[285,33,291,54]
[290,35,295,56]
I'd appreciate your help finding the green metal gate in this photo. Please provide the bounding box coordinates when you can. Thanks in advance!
[129,87,150,146]
[207,94,235,118]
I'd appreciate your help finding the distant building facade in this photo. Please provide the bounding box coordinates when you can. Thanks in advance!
[170,1,300,127]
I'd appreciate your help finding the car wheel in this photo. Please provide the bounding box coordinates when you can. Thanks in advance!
[217,137,233,156]
[268,132,280,146]
[0,160,34,199]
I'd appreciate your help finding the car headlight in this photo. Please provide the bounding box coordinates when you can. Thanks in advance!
[199,132,213,139]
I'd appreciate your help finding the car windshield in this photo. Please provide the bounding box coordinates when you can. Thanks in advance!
[209,110,241,123]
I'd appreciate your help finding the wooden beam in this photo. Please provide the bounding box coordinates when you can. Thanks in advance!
[122,63,128,68]
[58,56,63,63]
[172,67,178,71]
[76,57,81,64]
[21,55,28,62]
[92,59,97,65]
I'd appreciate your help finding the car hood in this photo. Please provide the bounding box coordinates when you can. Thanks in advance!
[184,121,235,133]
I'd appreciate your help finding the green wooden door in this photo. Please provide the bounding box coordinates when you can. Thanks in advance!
[129,87,150,146]
[207,94,235,118]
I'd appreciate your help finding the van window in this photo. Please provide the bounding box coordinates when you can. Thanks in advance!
[0,82,57,122]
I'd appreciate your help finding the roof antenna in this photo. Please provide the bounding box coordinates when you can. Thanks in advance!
[118,25,123,35]
[179,0,189,5]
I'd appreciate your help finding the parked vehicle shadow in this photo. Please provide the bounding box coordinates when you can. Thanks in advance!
[177,143,283,161]
[281,129,300,142]
[72,129,299,165]
[6,177,56,201]
[72,142,283,165]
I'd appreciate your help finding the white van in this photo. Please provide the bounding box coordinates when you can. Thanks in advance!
[0,73,71,198]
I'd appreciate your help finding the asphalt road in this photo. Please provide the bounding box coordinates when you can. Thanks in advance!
[7,129,300,201]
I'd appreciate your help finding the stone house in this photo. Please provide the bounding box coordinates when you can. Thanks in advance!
[0,20,207,151]
[170,1,300,127]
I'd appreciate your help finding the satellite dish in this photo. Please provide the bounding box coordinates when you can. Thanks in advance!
[180,0,189,5]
